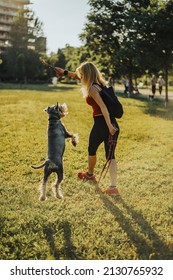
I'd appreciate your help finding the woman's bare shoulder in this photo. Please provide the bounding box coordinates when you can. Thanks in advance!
[89,84,102,96]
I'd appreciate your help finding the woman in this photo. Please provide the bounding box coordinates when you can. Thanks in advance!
[55,62,120,196]
[150,74,157,100]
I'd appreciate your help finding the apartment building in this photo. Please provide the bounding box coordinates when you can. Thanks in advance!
[0,0,46,55]
[0,0,31,54]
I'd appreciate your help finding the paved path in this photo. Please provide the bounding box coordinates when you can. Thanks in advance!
[114,84,173,101]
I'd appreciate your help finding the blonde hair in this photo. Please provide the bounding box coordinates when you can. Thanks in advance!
[76,62,106,97]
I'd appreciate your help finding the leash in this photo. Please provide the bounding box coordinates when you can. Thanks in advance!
[40,58,63,78]
[96,126,118,191]
[40,58,80,81]
[40,58,56,71]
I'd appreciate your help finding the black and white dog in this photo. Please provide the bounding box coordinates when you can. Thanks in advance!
[31,102,78,201]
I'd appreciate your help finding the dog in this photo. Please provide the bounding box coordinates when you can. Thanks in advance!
[31,102,78,201]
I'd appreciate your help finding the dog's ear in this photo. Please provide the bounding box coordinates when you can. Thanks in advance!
[44,106,50,113]
[56,102,59,109]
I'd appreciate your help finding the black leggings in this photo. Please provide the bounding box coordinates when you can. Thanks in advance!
[88,116,119,160]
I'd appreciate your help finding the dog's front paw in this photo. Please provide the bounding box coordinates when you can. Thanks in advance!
[71,133,79,146]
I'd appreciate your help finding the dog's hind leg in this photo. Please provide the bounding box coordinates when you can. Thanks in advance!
[52,166,63,199]
[39,167,51,201]
[39,181,47,201]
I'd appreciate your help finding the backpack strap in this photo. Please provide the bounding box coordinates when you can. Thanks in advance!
[92,82,103,92]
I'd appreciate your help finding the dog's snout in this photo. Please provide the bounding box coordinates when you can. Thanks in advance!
[44,106,50,113]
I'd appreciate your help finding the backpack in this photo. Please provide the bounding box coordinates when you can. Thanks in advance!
[99,84,124,119]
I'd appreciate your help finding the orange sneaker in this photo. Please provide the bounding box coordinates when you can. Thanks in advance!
[77,171,97,182]
[101,187,120,196]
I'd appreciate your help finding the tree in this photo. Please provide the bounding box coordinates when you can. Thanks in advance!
[80,0,173,98]
[150,0,173,103]
[56,49,66,68]
[80,0,150,89]
[6,9,44,82]
[126,0,173,101]
[62,44,79,70]
[80,0,124,76]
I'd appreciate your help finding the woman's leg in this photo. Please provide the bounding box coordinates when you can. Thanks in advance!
[88,155,96,175]
[87,118,104,174]
[108,158,117,187]
[102,126,120,195]
[102,157,120,195]
[78,117,104,180]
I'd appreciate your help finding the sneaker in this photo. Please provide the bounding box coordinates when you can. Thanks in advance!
[77,171,97,182]
[101,187,120,196]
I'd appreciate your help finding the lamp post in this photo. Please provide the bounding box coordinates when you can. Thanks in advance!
[162,49,168,106]
[162,49,173,106]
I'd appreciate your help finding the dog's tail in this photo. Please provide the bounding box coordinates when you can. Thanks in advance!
[31,161,47,169]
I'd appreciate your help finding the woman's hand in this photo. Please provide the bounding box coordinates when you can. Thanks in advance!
[54,68,80,80]
[109,124,117,136]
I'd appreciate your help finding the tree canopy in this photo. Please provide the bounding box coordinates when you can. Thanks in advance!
[1,0,173,96]
[5,9,44,82]
[80,0,173,94]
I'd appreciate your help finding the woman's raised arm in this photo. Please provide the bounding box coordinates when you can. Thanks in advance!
[54,67,80,80]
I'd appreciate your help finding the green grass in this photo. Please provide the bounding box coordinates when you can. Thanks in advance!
[0,83,173,260]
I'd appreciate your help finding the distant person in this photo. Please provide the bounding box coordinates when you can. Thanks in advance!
[124,80,129,95]
[108,76,114,87]
[133,84,139,95]
[149,75,157,100]
[101,72,109,86]
[158,75,165,95]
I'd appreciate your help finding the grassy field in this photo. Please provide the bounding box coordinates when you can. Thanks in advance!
[0,83,173,260]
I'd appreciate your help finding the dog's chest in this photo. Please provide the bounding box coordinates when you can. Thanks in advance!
[47,121,66,158]
[48,121,65,136]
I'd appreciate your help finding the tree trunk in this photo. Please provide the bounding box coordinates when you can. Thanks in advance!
[165,65,168,106]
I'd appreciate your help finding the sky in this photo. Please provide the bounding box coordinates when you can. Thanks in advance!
[30,0,90,54]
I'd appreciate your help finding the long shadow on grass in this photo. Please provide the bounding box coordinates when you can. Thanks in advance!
[100,195,172,259]
[43,221,84,260]
[0,82,77,92]
[143,98,173,120]
[116,91,173,120]
[43,225,60,259]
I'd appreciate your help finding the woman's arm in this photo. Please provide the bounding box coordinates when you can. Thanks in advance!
[89,86,116,135]
[54,67,80,80]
